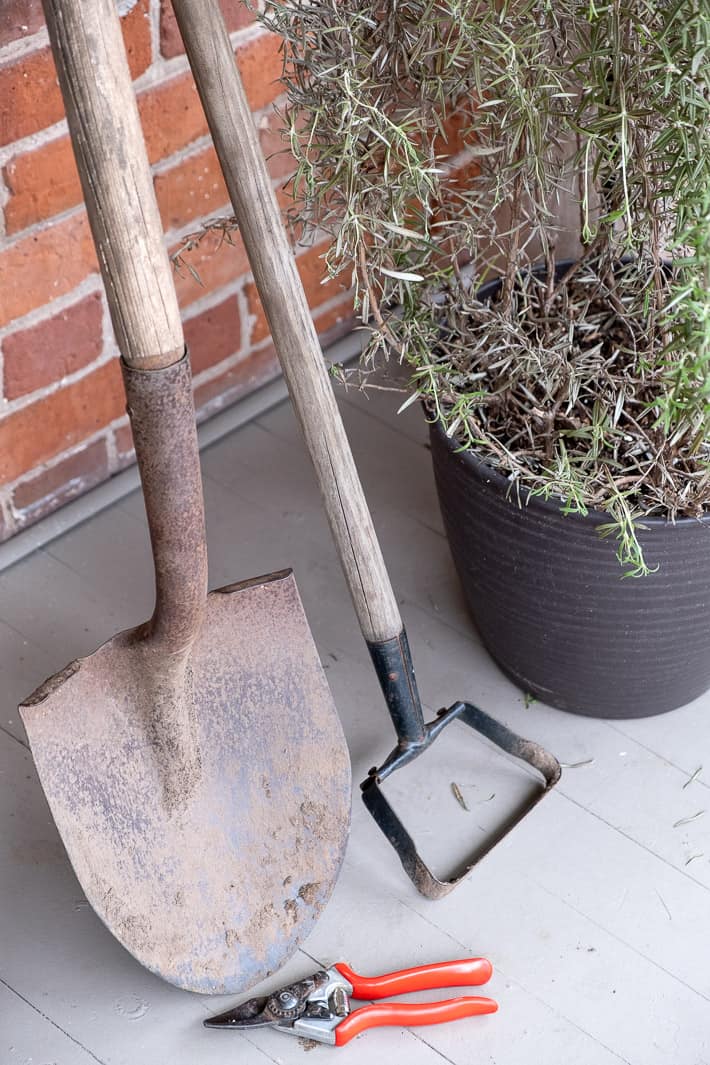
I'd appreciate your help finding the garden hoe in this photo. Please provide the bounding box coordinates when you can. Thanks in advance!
[172,0,561,900]
[19,0,350,993]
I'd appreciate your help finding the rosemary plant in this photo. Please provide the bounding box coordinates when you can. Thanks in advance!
[262,0,710,574]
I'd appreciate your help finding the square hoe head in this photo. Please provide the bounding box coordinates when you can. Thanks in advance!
[20,570,351,994]
[361,701,561,899]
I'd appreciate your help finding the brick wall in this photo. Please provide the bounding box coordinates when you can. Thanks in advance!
[0,0,353,543]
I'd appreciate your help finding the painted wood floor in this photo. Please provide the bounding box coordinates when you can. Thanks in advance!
[1,380,709,1065]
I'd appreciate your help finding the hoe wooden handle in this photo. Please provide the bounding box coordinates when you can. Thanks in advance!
[42,0,184,369]
[171,0,404,646]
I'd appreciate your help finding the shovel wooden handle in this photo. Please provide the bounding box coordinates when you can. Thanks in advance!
[171,0,404,646]
[43,0,206,651]
[42,0,184,370]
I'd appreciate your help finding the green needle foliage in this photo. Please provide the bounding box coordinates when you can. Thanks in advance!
[262,0,710,573]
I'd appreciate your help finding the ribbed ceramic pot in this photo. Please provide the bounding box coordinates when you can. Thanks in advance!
[428,403,710,719]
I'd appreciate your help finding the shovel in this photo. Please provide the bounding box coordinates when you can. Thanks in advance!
[172,0,561,899]
[19,0,350,993]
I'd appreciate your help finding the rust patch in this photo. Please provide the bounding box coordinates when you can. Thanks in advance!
[21,660,82,706]
[297,882,321,907]
[284,899,298,924]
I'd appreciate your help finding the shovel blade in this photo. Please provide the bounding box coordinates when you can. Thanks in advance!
[20,570,350,994]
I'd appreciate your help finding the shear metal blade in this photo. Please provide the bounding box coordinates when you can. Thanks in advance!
[204,996,270,1029]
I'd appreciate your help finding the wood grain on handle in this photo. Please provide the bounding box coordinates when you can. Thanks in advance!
[42,0,183,369]
[171,0,403,645]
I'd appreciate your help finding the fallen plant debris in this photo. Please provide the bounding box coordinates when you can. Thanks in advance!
[170,216,240,283]
[451,782,469,811]
[683,766,703,789]
[655,891,673,921]
[673,810,706,828]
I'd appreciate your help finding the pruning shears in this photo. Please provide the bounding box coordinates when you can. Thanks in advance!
[205,957,498,1046]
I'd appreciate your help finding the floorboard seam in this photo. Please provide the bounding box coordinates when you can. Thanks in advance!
[0,976,108,1065]
[398,901,636,1065]
[340,391,425,444]
[559,789,710,895]
[604,722,710,794]
[235,1031,282,1064]
[411,1031,460,1063]
[0,723,28,749]
[527,871,710,1003]
[0,611,47,647]
[253,403,450,546]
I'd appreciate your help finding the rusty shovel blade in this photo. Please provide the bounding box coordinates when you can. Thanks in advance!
[19,570,351,995]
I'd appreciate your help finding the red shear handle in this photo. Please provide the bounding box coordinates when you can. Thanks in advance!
[334,958,492,999]
[334,997,498,1046]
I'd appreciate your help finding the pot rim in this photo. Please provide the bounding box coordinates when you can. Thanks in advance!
[428,413,709,530]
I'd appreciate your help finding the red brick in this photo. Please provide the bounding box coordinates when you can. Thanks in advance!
[193,346,280,418]
[120,0,153,80]
[171,227,248,308]
[0,0,44,49]
[236,31,283,113]
[3,135,81,234]
[245,240,346,345]
[0,47,63,149]
[259,110,297,182]
[139,73,207,165]
[248,293,353,354]
[139,33,281,166]
[3,291,104,400]
[442,155,481,197]
[184,295,241,376]
[0,212,98,330]
[159,0,253,59]
[13,437,108,523]
[0,8,152,149]
[297,241,348,307]
[0,359,124,485]
[313,296,355,343]
[274,181,304,246]
[433,110,471,159]
[155,147,229,231]
[245,289,269,346]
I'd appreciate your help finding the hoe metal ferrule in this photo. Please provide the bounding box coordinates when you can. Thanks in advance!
[362,628,561,900]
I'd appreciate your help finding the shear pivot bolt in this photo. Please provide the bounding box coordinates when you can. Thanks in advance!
[267,988,302,1019]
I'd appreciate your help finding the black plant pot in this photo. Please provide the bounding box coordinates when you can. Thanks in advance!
[429,420,710,717]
